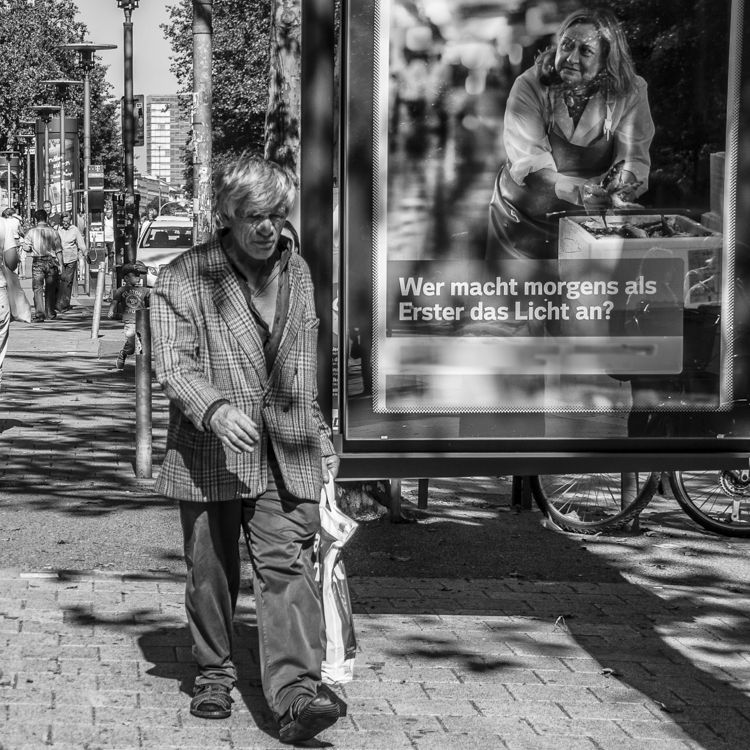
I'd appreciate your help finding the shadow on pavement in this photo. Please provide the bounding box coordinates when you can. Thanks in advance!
[346,488,750,750]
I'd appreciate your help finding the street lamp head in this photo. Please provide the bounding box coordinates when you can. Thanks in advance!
[40,79,83,94]
[117,0,140,10]
[29,105,60,123]
[59,42,118,71]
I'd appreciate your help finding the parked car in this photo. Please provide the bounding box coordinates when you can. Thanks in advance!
[137,216,194,287]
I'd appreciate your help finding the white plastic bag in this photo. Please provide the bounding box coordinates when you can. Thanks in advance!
[2,266,31,323]
[317,477,359,684]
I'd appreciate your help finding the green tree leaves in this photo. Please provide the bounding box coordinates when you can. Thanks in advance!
[162,0,271,193]
[0,0,121,188]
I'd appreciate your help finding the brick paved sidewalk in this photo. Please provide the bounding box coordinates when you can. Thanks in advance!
[2,570,750,749]
[3,291,750,748]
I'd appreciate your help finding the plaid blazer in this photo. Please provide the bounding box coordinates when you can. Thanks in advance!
[151,234,335,503]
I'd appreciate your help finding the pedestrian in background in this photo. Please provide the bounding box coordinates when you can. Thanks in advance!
[55,211,86,313]
[151,153,341,744]
[0,215,20,388]
[138,206,157,242]
[23,209,62,322]
[107,261,150,369]
[42,200,60,229]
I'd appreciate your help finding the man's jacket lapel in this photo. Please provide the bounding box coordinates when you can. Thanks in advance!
[270,259,303,378]
[206,237,268,380]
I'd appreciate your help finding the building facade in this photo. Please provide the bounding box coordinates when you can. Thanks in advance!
[145,95,190,190]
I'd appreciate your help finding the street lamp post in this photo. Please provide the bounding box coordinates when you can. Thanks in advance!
[117,0,139,198]
[39,80,83,214]
[28,106,59,205]
[59,43,117,295]
[59,44,117,212]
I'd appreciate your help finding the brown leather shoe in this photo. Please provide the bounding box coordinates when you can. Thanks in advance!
[279,691,340,744]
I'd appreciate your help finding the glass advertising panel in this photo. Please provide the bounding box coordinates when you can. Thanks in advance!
[342,0,748,450]
[48,126,77,214]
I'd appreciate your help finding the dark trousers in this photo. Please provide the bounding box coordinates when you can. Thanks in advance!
[31,258,59,320]
[56,260,77,311]
[179,455,324,721]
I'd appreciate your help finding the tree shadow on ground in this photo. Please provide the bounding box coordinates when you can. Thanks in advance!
[57,578,285,743]
[343,482,750,749]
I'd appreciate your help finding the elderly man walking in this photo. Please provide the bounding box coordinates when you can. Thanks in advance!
[23,209,62,322]
[151,154,340,744]
[55,212,86,313]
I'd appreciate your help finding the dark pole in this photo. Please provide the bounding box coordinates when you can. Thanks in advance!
[301,0,335,426]
[117,0,139,265]
[123,9,135,197]
[135,306,153,478]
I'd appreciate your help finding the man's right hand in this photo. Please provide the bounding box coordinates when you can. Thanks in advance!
[209,403,260,454]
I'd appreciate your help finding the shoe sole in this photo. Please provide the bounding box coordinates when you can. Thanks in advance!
[279,703,339,744]
[189,707,231,720]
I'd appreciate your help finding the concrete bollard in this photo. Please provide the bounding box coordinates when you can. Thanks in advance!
[135,307,152,478]
[90,263,106,339]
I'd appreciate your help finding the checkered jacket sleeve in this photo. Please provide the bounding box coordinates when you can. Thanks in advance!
[150,249,226,431]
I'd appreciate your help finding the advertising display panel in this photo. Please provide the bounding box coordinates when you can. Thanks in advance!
[47,118,79,214]
[340,0,748,454]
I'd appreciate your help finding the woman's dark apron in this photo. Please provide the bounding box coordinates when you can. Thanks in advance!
[486,129,615,261]
[460,128,615,438]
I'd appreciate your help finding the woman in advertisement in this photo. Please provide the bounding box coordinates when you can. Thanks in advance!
[486,7,655,261]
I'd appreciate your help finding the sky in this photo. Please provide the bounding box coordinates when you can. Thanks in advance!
[72,0,181,168]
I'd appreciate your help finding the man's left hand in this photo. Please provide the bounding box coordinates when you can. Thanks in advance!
[322,454,340,483]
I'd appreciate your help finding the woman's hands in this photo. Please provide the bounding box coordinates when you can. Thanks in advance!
[209,403,260,454]
[579,178,610,210]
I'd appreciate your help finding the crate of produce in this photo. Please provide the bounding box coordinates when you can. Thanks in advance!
[558,214,721,310]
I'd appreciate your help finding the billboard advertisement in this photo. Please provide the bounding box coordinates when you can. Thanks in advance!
[342,0,744,445]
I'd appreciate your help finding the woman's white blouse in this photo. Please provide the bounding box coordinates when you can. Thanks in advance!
[504,66,655,193]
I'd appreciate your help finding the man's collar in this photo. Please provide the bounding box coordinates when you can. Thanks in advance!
[219,230,292,281]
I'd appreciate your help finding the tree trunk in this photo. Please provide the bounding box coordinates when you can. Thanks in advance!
[192,0,213,243]
[264,0,302,183]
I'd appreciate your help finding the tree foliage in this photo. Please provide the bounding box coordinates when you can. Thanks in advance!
[162,0,271,192]
[583,0,731,204]
[0,0,122,189]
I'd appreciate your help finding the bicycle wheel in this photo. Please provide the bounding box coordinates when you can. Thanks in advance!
[530,473,658,533]
[670,470,750,537]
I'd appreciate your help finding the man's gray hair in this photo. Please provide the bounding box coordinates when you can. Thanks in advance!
[213,153,296,229]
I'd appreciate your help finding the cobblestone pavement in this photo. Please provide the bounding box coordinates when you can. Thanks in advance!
[2,293,750,749]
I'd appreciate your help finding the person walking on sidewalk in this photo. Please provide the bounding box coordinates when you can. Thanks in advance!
[42,200,60,229]
[0,215,20,388]
[151,154,341,744]
[107,261,150,369]
[22,209,62,322]
[55,211,86,313]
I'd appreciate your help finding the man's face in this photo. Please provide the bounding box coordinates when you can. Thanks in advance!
[232,204,288,262]
[105,208,112,218]
[43,202,52,214]
[61,215,71,228]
